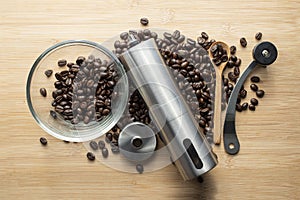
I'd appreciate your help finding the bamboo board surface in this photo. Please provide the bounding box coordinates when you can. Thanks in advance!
[0,0,299,199]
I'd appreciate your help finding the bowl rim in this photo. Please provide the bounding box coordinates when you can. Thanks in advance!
[26,40,128,142]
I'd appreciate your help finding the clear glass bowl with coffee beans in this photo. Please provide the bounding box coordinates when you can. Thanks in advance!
[26,40,129,142]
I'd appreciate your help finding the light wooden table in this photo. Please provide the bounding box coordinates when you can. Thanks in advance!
[0,0,299,199]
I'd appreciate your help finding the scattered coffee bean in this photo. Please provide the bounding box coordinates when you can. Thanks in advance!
[230,46,236,55]
[140,17,149,26]
[40,88,47,97]
[240,37,247,47]
[201,32,209,40]
[102,147,109,158]
[58,59,67,67]
[250,83,258,92]
[111,145,120,154]
[89,140,98,150]
[87,152,95,161]
[234,66,240,76]
[50,110,57,119]
[44,69,53,77]
[251,76,260,83]
[40,137,47,145]
[241,102,248,110]
[98,140,105,149]
[136,164,144,174]
[228,72,237,83]
[255,32,262,40]
[197,176,204,183]
[250,98,259,106]
[239,89,247,99]
[105,133,113,143]
[236,104,242,112]
[256,90,265,98]
[249,104,256,111]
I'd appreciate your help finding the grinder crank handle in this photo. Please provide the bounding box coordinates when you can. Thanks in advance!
[223,41,278,155]
[223,61,257,155]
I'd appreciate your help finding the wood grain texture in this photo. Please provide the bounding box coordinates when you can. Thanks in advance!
[0,0,300,199]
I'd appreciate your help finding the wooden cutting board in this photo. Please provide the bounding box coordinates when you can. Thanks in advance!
[0,0,299,199]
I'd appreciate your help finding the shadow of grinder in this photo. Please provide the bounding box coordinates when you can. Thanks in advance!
[119,36,218,181]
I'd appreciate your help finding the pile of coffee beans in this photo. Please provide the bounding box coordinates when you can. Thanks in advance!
[197,32,215,51]
[41,55,119,124]
[210,43,228,66]
[112,29,216,138]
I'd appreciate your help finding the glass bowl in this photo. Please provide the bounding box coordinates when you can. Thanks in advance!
[26,40,128,142]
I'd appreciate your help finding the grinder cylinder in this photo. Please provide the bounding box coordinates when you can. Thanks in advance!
[119,38,218,180]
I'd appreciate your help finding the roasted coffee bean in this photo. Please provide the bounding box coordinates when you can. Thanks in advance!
[44,69,53,77]
[76,56,86,65]
[102,109,110,115]
[251,76,260,83]
[136,164,144,174]
[172,30,180,39]
[197,37,206,45]
[234,67,240,76]
[241,102,248,110]
[230,55,237,62]
[120,32,129,40]
[86,152,95,161]
[250,83,258,91]
[230,46,236,55]
[102,147,109,158]
[105,133,113,143]
[140,17,149,26]
[40,137,47,145]
[235,58,241,67]
[113,133,119,140]
[228,72,237,82]
[89,141,98,150]
[221,55,228,62]
[111,145,120,154]
[236,104,242,112]
[240,37,247,47]
[255,32,262,40]
[197,176,204,183]
[58,59,67,67]
[40,88,47,97]
[98,140,105,149]
[55,73,63,81]
[249,104,256,111]
[201,32,209,40]
[83,116,90,124]
[50,110,57,119]
[250,98,259,106]
[256,90,265,98]
[187,38,196,46]
[239,89,247,99]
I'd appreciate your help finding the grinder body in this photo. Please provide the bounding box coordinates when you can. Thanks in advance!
[119,38,218,180]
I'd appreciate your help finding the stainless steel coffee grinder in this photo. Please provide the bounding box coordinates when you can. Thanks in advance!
[119,36,218,180]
